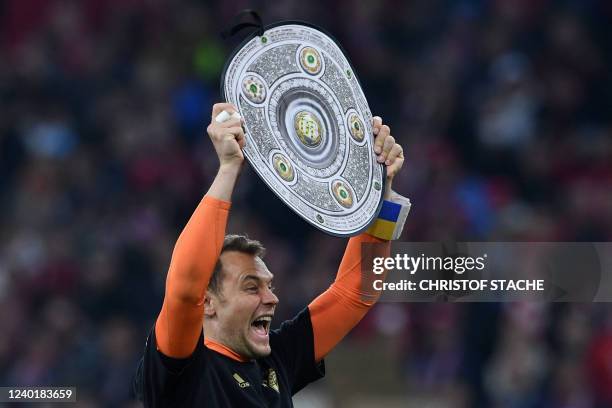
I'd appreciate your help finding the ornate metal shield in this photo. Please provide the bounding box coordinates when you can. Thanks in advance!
[221,22,384,236]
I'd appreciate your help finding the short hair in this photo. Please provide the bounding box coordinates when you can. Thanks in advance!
[208,234,266,296]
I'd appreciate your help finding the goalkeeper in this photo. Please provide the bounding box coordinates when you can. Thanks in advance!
[134,103,410,407]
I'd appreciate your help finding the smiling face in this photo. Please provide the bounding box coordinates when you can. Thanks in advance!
[206,250,278,359]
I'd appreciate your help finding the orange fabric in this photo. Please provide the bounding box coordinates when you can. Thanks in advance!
[155,195,230,358]
[308,234,390,362]
[204,338,249,362]
[155,194,389,363]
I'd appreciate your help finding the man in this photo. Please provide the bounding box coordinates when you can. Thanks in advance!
[134,103,409,407]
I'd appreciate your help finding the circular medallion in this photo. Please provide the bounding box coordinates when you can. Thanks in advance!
[332,180,354,208]
[299,47,322,75]
[242,75,266,104]
[347,113,365,142]
[272,153,295,182]
[294,110,323,147]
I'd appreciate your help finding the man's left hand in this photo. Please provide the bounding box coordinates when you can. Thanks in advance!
[372,116,404,196]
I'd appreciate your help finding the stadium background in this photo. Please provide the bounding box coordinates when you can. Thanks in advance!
[1,0,612,407]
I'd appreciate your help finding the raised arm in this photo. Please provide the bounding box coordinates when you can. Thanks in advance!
[155,103,245,358]
[308,233,389,362]
[308,117,407,362]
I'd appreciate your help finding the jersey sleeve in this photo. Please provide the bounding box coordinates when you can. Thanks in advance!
[308,234,389,362]
[269,308,325,395]
[155,195,230,358]
[308,192,410,362]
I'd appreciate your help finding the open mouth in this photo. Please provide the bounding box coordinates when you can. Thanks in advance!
[250,315,272,338]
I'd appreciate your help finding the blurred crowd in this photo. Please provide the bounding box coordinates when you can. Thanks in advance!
[1,0,611,407]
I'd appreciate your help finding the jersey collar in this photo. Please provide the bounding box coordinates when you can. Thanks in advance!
[204,338,250,363]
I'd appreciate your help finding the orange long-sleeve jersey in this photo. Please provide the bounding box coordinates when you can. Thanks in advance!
[155,195,388,362]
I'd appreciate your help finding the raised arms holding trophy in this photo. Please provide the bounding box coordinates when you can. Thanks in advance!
[134,21,411,408]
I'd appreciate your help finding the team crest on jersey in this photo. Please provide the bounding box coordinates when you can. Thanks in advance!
[233,373,250,388]
[262,368,279,393]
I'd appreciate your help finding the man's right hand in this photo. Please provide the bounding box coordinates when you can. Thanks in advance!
[207,103,245,169]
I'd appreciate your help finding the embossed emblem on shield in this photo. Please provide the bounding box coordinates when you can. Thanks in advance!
[221,23,384,236]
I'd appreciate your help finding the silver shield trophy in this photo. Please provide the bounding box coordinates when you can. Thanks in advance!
[221,22,384,236]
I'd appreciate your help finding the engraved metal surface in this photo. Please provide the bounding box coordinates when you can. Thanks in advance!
[222,23,384,236]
